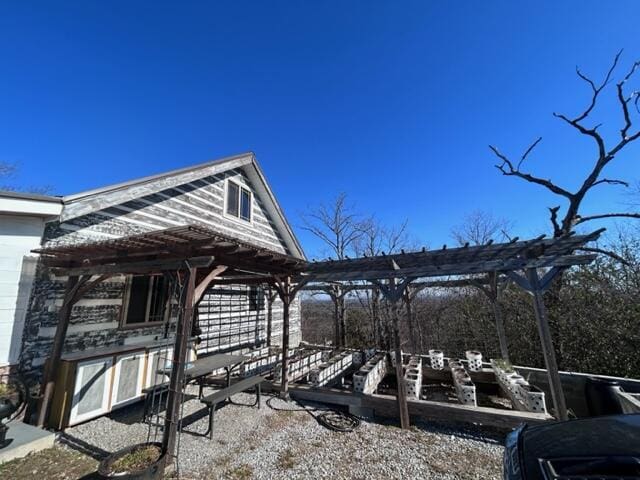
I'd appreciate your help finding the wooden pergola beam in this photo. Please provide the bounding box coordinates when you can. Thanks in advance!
[303,254,597,283]
[51,256,217,277]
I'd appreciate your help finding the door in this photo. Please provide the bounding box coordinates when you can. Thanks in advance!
[69,357,113,425]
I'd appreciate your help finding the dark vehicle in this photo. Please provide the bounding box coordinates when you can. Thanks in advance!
[504,414,640,479]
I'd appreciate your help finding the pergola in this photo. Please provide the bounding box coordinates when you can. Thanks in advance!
[33,224,604,458]
[300,275,510,358]
[33,225,306,460]
[297,228,605,427]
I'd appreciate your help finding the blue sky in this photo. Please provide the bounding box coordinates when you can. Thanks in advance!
[1,2,639,256]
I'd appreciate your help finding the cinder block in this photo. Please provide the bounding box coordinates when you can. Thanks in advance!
[404,356,422,399]
[465,350,483,372]
[353,353,387,394]
[451,363,477,407]
[428,349,444,370]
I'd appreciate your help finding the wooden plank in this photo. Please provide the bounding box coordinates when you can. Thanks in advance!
[364,394,552,428]
[276,384,551,429]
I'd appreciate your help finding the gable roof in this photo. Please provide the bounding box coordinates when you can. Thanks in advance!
[59,152,305,259]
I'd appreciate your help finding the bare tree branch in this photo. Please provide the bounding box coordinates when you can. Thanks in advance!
[491,140,574,199]
[573,49,622,123]
[574,212,640,225]
[549,206,561,236]
[492,50,640,243]
[617,59,640,139]
[578,246,630,266]
[592,178,630,188]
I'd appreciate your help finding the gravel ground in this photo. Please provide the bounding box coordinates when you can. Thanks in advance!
[62,385,505,479]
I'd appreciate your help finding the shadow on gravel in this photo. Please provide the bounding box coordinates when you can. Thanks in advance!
[59,432,111,460]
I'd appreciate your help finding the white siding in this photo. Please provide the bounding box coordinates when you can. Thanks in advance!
[0,215,46,366]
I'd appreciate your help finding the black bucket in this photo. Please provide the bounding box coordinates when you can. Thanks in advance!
[98,442,166,480]
[585,376,622,417]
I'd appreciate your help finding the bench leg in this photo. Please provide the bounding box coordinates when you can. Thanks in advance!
[198,380,203,400]
[209,404,216,440]
[142,395,150,422]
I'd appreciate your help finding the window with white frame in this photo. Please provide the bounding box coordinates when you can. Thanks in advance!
[226,180,252,222]
[122,275,169,327]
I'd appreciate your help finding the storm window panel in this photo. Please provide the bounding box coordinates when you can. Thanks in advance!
[226,181,240,217]
[240,187,252,221]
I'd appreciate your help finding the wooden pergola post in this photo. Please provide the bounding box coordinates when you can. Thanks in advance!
[272,276,307,399]
[508,267,568,421]
[163,264,228,459]
[374,277,413,429]
[526,268,568,421]
[402,287,417,354]
[162,267,196,458]
[272,276,293,398]
[265,286,277,347]
[38,274,110,427]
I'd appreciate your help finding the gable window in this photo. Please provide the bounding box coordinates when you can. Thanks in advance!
[122,275,169,327]
[226,180,252,222]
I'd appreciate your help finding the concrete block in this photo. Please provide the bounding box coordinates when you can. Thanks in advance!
[353,353,387,394]
[404,356,422,399]
[428,349,444,370]
[451,363,477,407]
[465,350,483,372]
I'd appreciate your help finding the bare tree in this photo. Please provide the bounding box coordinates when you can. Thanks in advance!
[353,217,412,350]
[451,210,511,246]
[1,160,54,194]
[301,192,362,260]
[451,210,514,359]
[490,50,640,246]
[301,193,363,346]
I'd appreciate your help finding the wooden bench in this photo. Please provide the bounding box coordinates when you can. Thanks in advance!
[200,375,264,439]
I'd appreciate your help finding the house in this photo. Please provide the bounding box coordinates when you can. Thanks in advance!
[3,152,304,381]
[0,191,63,376]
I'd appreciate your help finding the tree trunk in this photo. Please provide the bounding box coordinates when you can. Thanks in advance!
[332,295,341,347]
[339,295,347,347]
[390,300,410,429]
[492,299,510,361]
[372,288,380,347]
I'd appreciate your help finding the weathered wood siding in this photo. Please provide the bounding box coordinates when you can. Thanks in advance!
[44,169,291,254]
[20,168,301,379]
[196,285,301,355]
